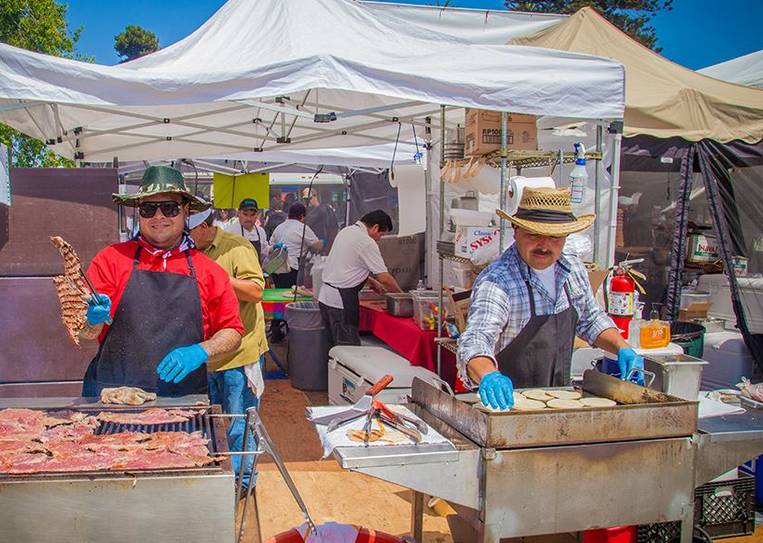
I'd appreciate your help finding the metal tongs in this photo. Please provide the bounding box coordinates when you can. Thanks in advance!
[212,408,318,543]
[78,270,113,326]
[372,399,424,444]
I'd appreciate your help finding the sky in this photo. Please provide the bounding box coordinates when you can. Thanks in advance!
[65,0,763,70]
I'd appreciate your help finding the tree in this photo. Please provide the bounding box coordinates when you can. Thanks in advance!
[114,25,159,62]
[504,0,672,52]
[0,0,85,167]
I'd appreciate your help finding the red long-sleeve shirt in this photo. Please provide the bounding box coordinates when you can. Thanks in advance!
[86,239,244,344]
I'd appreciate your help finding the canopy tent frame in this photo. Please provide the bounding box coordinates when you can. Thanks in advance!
[9,96,462,166]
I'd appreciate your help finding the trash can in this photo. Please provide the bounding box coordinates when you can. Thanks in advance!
[285,302,330,391]
[671,321,706,358]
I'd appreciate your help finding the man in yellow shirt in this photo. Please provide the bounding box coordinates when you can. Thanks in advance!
[189,209,268,490]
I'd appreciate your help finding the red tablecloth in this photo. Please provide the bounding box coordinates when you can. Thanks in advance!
[359,303,458,385]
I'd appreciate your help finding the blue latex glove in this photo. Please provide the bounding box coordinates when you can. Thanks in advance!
[157,344,209,384]
[617,348,645,385]
[86,293,112,325]
[478,371,515,410]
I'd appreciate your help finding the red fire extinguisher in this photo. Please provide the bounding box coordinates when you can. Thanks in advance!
[606,259,644,340]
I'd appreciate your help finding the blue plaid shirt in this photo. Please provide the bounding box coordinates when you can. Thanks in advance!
[457,245,615,387]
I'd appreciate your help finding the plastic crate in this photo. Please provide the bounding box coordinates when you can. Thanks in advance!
[637,475,755,541]
[637,522,679,543]
[697,476,755,538]
[411,290,441,331]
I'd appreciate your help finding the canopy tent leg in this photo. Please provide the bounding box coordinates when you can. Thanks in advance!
[436,105,446,377]
[665,144,696,321]
[606,123,624,268]
[593,123,603,264]
[499,112,508,252]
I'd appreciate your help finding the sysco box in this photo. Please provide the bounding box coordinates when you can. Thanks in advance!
[454,226,500,258]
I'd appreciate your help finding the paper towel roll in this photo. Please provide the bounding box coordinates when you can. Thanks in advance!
[504,176,556,215]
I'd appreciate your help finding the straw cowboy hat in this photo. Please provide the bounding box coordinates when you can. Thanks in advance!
[112,165,211,211]
[496,187,595,237]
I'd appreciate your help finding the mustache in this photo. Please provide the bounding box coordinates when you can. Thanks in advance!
[532,249,552,256]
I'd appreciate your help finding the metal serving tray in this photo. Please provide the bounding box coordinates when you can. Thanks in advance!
[412,370,698,449]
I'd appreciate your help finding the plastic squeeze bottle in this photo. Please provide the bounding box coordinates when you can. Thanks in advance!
[628,301,645,349]
[569,143,587,206]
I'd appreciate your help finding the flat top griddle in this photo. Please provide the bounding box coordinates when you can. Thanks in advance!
[412,370,699,449]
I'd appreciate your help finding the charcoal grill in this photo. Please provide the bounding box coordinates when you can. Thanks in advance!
[0,395,236,543]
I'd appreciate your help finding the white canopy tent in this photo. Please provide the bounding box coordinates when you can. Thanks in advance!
[360,1,566,45]
[0,0,624,164]
[699,50,763,89]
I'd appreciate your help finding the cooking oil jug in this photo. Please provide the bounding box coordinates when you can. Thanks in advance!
[639,303,671,349]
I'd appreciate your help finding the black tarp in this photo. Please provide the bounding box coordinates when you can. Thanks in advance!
[346,170,399,233]
[618,136,763,373]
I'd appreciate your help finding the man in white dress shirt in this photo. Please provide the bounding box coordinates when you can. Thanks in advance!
[318,210,402,346]
[268,203,323,342]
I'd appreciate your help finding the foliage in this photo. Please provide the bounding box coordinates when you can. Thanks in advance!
[0,0,84,166]
[114,25,159,62]
[504,0,673,51]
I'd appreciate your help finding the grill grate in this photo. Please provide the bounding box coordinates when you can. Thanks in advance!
[93,409,219,454]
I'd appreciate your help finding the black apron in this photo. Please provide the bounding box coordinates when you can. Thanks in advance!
[241,223,263,265]
[324,277,368,327]
[82,246,208,397]
[496,277,579,388]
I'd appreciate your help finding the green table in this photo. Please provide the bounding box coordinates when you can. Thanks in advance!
[262,288,313,320]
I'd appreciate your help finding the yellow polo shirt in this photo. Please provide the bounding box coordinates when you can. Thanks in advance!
[203,227,268,371]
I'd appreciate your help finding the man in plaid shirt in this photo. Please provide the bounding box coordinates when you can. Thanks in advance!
[457,187,642,410]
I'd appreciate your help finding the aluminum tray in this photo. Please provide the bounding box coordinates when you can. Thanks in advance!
[412,371,698,449]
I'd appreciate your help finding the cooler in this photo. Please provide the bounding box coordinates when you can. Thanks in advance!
[701,330,757,390]
[327,346,443,406]
[698,274,763,333]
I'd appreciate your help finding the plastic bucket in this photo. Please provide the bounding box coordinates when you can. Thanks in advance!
[581,526,637,543]
[671,321,706,358]
[265,527,403,543]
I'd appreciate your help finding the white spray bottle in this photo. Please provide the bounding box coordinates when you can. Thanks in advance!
[569,143,587,206]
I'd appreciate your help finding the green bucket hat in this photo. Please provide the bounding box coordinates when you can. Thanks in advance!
[112,165,211,211]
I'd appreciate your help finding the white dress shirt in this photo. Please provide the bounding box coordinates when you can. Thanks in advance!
[269,218,320,271]
[318,222,388,309]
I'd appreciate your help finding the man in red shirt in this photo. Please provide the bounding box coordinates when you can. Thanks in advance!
[80,165,244,397]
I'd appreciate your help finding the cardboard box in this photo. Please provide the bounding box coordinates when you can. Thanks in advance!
[454,225,500,258]
[464,109,537,156]
[687,234,720,263]
[443,260,476,290]
[679,302,712,321]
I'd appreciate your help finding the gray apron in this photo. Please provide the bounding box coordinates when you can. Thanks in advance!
[496,278,579,388]
[82,246,207,397]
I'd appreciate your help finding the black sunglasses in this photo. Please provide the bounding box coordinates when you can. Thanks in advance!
[138,201,182,218]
